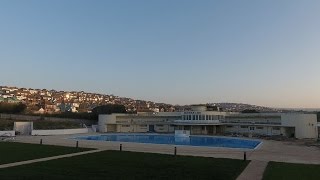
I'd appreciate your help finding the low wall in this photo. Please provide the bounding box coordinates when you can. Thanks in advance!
[31,128,88,136]
[0,131,15,136]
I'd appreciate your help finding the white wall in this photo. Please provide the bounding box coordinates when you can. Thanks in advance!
[134,125,148,132]
[14,122,33,135]
[224,125,286,136]
[0,131,15,136]
[169,125,175,132]
[98,114,117,132]
[282,114,318,139]
[32,128,88,136]
[117,124,134,133]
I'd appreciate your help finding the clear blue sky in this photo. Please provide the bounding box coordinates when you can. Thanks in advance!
[1,0,320,108]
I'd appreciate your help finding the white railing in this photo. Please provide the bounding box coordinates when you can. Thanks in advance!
[221,120,281,125]
[1,132,12,136]
[0,131,15,141]
[0,131,15,137]
[173,120,220,124]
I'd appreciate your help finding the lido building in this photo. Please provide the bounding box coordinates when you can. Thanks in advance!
[98,105,319,139]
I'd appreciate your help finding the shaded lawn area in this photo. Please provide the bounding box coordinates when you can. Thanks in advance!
[0,150,249,180]
[263,161,320,180]
[0,142,91,165]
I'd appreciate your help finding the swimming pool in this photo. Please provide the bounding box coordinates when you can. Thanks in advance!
[75,134,261,149]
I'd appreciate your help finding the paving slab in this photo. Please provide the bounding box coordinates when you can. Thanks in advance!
[236,160,268,180]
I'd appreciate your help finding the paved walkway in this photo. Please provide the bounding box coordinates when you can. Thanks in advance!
[236,160,268,180]
[0,149,102,169]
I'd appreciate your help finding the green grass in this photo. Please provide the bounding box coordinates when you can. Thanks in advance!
[0,142,90,165]
[263,162,320,180]
[0,150,249,180]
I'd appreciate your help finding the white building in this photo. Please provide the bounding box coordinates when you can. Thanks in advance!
[99,112,178,133]
[99,105,319,139]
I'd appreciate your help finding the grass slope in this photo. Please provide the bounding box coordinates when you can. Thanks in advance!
[0,150,249,180]
[0,142,90,165]
[263,161,320,180]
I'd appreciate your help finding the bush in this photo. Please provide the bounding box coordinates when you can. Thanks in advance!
[91,104,127,119]
[43,112,97,120]
[0,103,26,114]
[0,120,14,131]
[33,120,83,130]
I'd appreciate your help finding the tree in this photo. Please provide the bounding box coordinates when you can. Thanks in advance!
[92,104,127,114]
[92,104,127,118]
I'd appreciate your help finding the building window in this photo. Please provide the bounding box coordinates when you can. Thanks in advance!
[226,126,233,128]
[140,125,147,127]
[189,115,191,120]
[249,127,255,131]
[206,115,208,120]
[273,127,280,130]
[241,126,248,129]
[122,125,130,127]
[257,127,263,130]
[156,125,164,127]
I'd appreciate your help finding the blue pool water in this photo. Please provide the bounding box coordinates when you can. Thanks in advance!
[75,134,261,149]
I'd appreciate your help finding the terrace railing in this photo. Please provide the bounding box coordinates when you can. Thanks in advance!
[173,120,221,124]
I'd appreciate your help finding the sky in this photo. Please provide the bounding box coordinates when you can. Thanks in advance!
[0,0,320,108]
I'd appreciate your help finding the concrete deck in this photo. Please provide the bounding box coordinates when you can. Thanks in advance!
[14,133,320,165]
[236,160,268,180]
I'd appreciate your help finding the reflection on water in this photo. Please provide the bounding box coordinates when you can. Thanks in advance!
[175,137,190,144]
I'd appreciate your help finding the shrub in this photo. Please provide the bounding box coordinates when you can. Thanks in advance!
[33,120,83,130]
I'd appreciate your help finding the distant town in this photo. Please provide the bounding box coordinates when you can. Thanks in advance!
[0,85,289,114]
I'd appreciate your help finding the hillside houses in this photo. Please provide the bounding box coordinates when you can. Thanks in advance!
[0,85,174,114]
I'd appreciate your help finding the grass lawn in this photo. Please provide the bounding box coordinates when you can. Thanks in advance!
[0,142,90,165]
[263,161,320,180]
[0,150,249,180]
